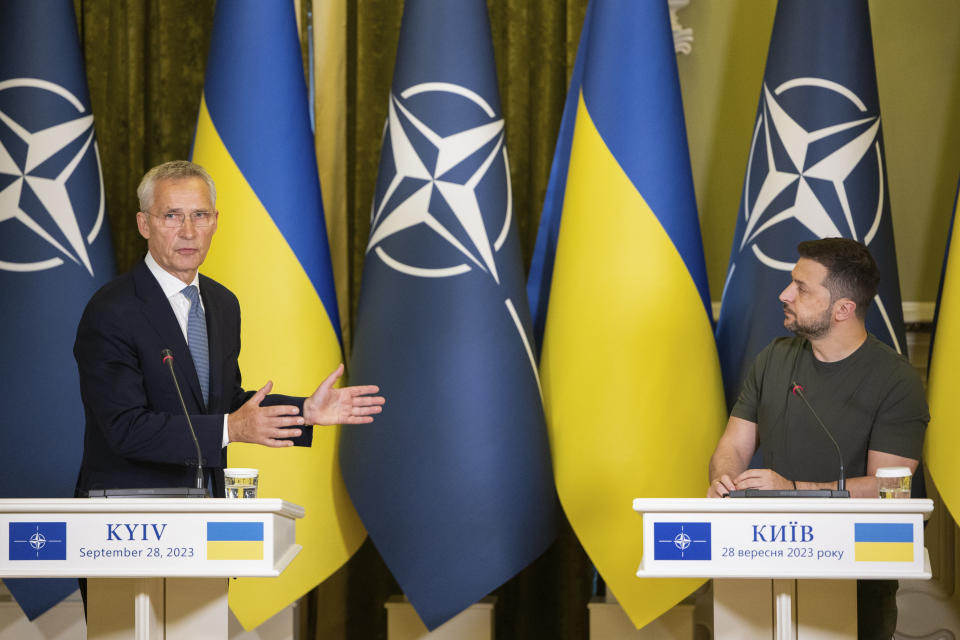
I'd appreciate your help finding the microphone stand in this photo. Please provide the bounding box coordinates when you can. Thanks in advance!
[791,382,849,497]
[162,349,206,492]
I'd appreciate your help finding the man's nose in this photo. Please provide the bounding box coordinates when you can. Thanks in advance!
[179,217,197,236]
[779,284,794,303]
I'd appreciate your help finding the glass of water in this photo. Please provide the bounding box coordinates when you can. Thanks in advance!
[223,468,258,499]
[876,466,911,499]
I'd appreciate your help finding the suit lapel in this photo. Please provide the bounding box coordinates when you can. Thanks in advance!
[133,261,206,410]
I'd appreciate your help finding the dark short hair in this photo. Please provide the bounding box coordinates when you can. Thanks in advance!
[797,238,880,319]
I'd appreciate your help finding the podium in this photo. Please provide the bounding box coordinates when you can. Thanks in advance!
[0,498,303,639]
[633,498,932,639]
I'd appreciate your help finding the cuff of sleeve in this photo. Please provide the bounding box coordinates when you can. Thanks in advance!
[222,415,229,448]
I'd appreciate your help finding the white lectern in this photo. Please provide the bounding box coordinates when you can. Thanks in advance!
[0,498,303,640]
[633,498,932,639]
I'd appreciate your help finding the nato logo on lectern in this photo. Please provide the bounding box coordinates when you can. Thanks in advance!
[9,522,67,560]
[654,522,711,560]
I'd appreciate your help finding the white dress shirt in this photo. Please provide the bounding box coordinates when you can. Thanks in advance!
[144,253,230,446]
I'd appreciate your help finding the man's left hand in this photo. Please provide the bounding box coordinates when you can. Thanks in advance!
[303,363,385,426]
[733,468,793,491]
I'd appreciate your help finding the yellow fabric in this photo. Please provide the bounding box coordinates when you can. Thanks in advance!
[926,188,960,521]
[193,97,365,629]
[854,542,913,562]
[207,541,264,561]
[540,94,726,629]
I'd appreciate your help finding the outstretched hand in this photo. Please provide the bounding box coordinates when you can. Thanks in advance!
[303,363,385,426]
[228,381,305,447]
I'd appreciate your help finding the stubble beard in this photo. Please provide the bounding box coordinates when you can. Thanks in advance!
[783,305,832,340]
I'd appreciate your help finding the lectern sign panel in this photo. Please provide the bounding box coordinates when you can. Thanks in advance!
[634,502,930,580]
[0,507,293,578]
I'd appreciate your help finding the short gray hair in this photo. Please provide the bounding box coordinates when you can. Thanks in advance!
[137,160,217,212]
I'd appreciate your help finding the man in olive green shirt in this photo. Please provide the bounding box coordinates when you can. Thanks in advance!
[708,238,927,498]
[706,238,928,640]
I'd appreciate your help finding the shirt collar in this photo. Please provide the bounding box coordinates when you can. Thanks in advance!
[144,252,200,299]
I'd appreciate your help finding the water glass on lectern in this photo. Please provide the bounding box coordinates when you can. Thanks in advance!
[224,468,258,499]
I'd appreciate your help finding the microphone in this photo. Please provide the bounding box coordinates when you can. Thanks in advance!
[161,349,206,493]
[791,381,847,494]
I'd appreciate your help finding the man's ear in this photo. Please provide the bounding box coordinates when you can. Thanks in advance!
[136,211,151,239]
[834,298,857,321]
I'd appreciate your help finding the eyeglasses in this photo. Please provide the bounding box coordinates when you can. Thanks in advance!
[146,210,217,228]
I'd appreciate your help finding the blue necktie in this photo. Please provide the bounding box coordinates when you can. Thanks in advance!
[182,285,209,407]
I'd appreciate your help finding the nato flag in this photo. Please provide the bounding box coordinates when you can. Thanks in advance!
[653,523,711,561]
[0,0,116,618]
[341,0,557,629]
[715,0,906,406]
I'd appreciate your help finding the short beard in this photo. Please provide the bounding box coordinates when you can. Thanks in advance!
[785,305,832,339]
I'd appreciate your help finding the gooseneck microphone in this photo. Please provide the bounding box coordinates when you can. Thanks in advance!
[791,381,846,493]
[161,349,205,491]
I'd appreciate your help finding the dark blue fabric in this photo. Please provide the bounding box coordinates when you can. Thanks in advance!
[0,0,116,618]
[341,0,557,629]
[715,0,906,407]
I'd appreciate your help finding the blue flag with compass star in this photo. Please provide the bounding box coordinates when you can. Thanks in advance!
[340,0,557,629]
[0,0,116,618]
[716,0,906,407]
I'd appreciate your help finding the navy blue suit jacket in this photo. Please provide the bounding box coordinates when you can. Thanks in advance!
[74,260,311,496]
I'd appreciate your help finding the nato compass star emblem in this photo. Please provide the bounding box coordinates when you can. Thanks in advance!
[28,530,48,552]
[0,78,106,275]
[368,82,539,386]
[733,77,900,351]
[673,530,692,551]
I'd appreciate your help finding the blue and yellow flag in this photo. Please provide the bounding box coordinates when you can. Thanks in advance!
[853,523,914,562]
[715,0,906,407]
[341,0,557,629]
[0,0,116,618]
[191,2,363,630]
[528,1,725,629]
[926,179,960,518]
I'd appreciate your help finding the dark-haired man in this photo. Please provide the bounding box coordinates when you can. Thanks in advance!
[706,237,928,638]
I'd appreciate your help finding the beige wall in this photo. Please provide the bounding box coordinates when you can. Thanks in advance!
[676,0,960,304]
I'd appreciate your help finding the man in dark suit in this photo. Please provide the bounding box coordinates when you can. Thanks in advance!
[74,160,384,497]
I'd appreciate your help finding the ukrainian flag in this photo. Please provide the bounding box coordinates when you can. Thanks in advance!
[530,1,725,629]
[191,3,363,630]
[854,523,914,562]
[926,180,960,519]
[207,522,265,561]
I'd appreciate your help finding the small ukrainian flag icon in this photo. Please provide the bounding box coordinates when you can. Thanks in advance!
[207,522,264,561]
[854,523,913,562]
